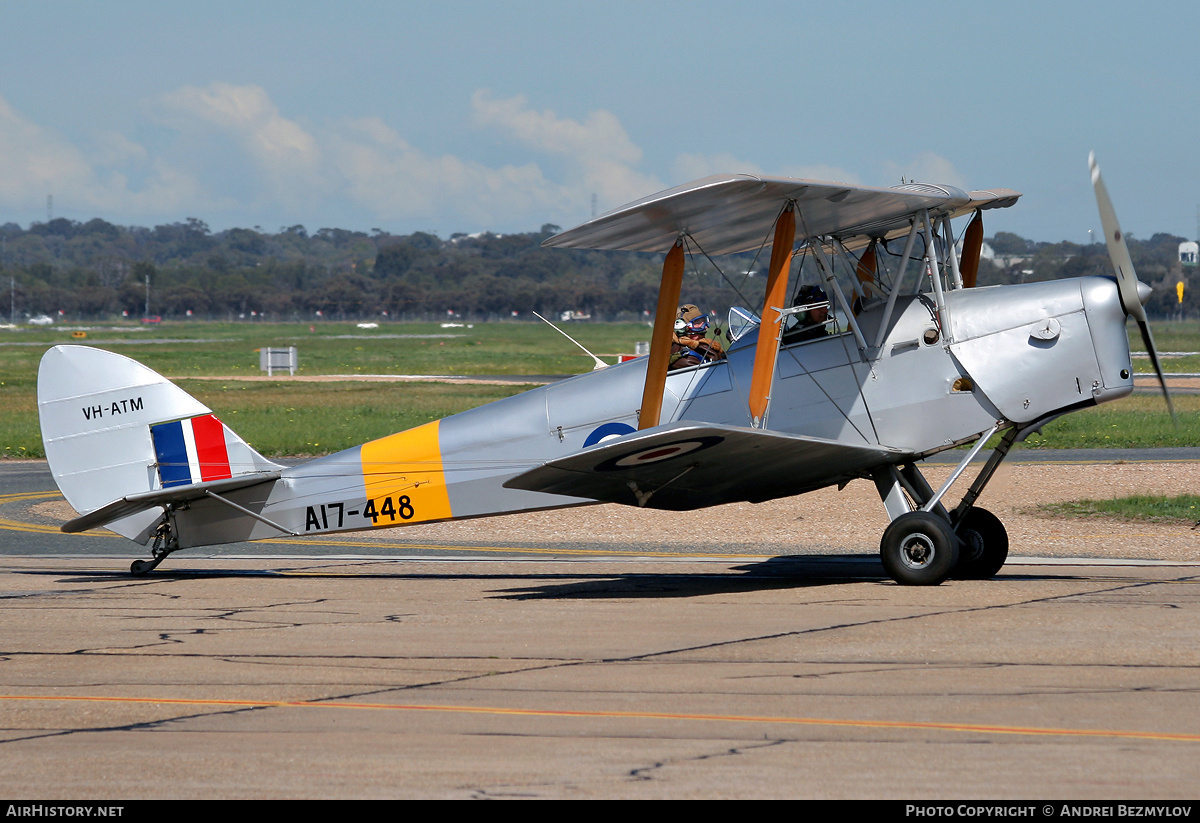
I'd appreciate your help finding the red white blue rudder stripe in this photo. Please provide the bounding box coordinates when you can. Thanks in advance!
[151,414,234,487]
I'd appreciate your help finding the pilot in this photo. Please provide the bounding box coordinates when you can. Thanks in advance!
[669,304,727,369]
[781,285,830,344]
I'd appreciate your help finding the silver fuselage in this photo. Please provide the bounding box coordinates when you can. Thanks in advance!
[166,275,1133,547]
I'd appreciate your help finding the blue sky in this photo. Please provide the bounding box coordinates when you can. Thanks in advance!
[1,1,1197,243]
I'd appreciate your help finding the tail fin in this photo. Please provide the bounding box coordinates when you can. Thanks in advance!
[37,345,280,542]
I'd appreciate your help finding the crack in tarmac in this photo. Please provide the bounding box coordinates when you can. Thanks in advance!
[629,738,788,782]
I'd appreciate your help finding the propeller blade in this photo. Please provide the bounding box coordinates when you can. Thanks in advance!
[853,242,877,315]
[1137,318,1177,422]
[959,210,984,288]
[1089,152,1145,322]
[855,242,877,294]
[1089,152,1176,422]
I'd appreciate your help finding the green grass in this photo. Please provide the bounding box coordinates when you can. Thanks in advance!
[1130,321,1200,354]
[1035,495,1200,524]
[1,319,646,458]
[0,319,654,377]
[0,374,40,459]
[1132,354,1200,373]
[1018,394,1198,449]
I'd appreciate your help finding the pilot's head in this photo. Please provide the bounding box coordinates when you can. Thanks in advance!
[794,285,829,325]
[675,304,709,335]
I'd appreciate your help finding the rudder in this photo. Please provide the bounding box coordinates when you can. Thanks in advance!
[37,345,279,542]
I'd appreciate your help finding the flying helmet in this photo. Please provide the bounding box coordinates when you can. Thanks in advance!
[675,303,709,334]
[794,285,828,307]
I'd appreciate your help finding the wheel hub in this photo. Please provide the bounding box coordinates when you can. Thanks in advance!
[900,533,936,569]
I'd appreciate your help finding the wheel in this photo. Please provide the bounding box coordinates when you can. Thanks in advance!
[130,559,154,576]
[880,511,959,586]
[952,507,1009,579]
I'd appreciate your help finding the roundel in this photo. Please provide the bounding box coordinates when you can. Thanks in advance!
[596,436,724,472]
[583,422,637,448]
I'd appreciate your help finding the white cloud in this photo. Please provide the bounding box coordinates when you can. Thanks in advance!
[157,83,318,164]
[0,93,209,220]
[143,85,663,229]
[471,90,641,164]
[90,130,149,168]
[154,83,323,210]
[0,95,98,205]
[328,116,567,224]
[0,85,674,232]
[471,90,663,218]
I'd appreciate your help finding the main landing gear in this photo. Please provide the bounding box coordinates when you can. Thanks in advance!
[872,426,1015,586]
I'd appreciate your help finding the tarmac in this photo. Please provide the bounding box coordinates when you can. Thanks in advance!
[2,461,1200,799]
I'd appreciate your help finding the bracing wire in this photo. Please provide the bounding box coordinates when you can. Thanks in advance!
[679,204,791,313]
[680,234,755,310]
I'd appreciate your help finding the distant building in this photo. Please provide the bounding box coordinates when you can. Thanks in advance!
[1180,241,1198,266]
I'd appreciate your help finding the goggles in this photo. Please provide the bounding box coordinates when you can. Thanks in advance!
[676,317,708,333]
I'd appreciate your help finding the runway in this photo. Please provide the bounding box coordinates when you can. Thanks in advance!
[2,458,1199,799]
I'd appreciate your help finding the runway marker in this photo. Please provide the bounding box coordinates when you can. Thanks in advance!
[3,693,1199,743]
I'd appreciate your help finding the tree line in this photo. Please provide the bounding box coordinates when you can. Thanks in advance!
[0,216,1194,322]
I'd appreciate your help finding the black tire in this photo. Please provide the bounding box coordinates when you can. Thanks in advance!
[880,511,959,586]
[130,559,154,576]
[952,507,1009,580]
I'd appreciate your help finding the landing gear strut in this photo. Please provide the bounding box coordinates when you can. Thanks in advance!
[130,513,180,576]
[872,426,1016,585]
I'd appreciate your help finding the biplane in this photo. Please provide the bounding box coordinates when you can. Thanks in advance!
[36,154,1171,584]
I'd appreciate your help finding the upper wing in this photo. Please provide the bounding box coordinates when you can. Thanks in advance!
[503,423,906,511]
[543,174,1020,255]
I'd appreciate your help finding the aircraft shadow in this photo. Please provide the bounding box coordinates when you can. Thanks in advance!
[493,555,890,599]
[26,555,1091,598]
[24,554,881,590]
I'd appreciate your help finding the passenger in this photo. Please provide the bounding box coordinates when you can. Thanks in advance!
[669,304,727,369]
[781,285,831,344]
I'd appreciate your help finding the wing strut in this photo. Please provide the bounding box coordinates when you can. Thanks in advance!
[748,204,795,427]
[638,238,685,429]
[921,210,952,342]
[872,219,920,350]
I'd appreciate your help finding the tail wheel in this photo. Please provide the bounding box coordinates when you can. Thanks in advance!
[952,507,1009,580]
[880,511,959,586]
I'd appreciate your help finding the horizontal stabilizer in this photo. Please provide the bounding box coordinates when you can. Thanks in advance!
[504,423,905,510]
[60,471,281,534]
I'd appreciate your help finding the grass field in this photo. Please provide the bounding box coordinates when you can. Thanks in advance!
[1036,494,1200,524]
[2,318,1194,458]
[0,319,650,458]
[1129,321,1200,372]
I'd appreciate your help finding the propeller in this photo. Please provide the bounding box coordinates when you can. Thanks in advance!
[959,210,984,288]
[1089,152,1175,421]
